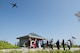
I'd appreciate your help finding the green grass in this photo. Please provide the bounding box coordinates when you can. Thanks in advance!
[27,50,80,53]
[0,51,4,53]
[0,40,19,49]
[0,50,22,53]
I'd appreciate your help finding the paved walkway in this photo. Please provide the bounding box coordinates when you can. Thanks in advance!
[0,48,80,53]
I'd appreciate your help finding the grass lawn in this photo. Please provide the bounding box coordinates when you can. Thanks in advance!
[27,50,80,53]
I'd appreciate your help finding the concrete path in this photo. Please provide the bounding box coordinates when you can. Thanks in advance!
[0,48,80,53]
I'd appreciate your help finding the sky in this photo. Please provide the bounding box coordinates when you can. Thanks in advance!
[0,0,80,45]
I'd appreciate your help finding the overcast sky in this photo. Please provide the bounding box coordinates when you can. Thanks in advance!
[0,0,80,45]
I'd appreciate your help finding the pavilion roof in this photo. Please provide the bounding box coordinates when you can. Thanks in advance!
[17,33,46,40]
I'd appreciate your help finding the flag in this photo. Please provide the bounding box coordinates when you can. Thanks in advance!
[72,36,76,39]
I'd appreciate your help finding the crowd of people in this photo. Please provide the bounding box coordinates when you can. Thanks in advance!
[55,39,71,50]
[26,38,71,50]
[43,39,71,50]
[41,39,71,50]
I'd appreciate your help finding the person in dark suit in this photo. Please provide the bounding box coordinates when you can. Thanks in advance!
[62,39,65,50]
[50,39,53,49]
[46,40,49,48]
[36,40,39,48]
[42,40,45,49]
[56,40,60,50]
[28,39,30,49]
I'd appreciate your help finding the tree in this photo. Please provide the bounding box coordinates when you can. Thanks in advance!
[75,11,80,21]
